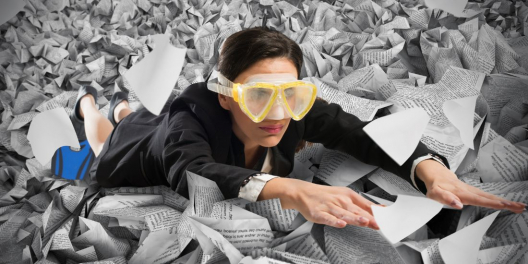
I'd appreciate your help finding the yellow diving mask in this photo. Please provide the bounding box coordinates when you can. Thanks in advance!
[207,72,318,123]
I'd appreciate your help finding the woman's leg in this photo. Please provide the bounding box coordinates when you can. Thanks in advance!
[80,94,114,157]
[114,100,133,123]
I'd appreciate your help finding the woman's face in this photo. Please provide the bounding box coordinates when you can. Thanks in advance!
[218,57,297,148]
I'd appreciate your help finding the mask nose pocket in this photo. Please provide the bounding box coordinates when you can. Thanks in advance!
[266,103,285,120]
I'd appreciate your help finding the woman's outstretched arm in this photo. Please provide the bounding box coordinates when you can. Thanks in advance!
[292,99,524,220]
[415,160,524,213]
[258,177,382,230]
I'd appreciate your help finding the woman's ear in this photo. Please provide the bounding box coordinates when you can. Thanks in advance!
[218,94,231,111]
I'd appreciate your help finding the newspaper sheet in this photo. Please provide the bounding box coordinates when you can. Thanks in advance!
[325,224,406,264]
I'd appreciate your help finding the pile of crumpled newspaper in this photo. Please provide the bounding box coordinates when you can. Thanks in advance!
[0,0,527,263]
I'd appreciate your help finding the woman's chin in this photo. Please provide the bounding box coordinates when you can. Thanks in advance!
[257,136,283,148]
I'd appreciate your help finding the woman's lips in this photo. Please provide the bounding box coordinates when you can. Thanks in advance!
[259,124,283,134]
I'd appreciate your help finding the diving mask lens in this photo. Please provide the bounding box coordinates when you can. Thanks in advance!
[281,84,315,118]
[243,86,277,119]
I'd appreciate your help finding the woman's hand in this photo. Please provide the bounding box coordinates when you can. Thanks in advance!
[259,178,381,229]
[416,160,526,213]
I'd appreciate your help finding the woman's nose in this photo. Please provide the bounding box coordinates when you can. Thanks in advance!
[264,100,286,120]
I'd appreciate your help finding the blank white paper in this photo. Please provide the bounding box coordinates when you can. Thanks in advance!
[363,107,430,166]
[443,95,479,149]
[124,34,187,115]
[372,195,443,244]
[439,211,500,264]
[424,0,468,17]
[0,0,26,26]
[26,107,80,165]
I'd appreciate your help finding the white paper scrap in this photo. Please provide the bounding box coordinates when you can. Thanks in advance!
[363,108,430,166]
[443,95,479,149]
[124,34,187,115]
[27,108,80,165]
[439,211,500,264]
[424,0,468,17]
[372,195,443,244]
[0,0,26,26]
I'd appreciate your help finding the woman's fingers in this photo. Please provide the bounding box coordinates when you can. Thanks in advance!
[293,184,382,230]
[431,185,506,211]
[458,191,508,210]
[417,162,525,214]
[344,188,376,215]
[329,198,380,230]
[313,211,347,229]
[328,204,374,228]
[426,186,464,209]
[466,186,526,213]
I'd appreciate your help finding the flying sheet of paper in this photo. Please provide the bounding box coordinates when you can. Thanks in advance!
[443,95,479,149]
[372,195,443,244]
[124,34,187,115]
[438,211,500,264]
[424,0,468,19]
[26,107,80,165]
[363,107,430,166]
[0,0,26,26]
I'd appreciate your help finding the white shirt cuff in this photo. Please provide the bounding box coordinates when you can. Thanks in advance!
[238,174,279,202]
[410,154,447,190]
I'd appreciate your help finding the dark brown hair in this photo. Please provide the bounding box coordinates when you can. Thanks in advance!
[218,27,303,81]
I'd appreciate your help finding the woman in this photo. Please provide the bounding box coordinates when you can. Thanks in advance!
[73,27,524,230]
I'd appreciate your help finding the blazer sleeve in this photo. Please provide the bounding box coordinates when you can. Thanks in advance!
[162,110,262,199]
[300,99,450,194]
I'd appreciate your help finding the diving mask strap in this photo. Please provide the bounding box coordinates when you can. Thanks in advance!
[207,72,235,98]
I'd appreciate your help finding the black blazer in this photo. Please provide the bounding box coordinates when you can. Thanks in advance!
[96,82,449,199]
